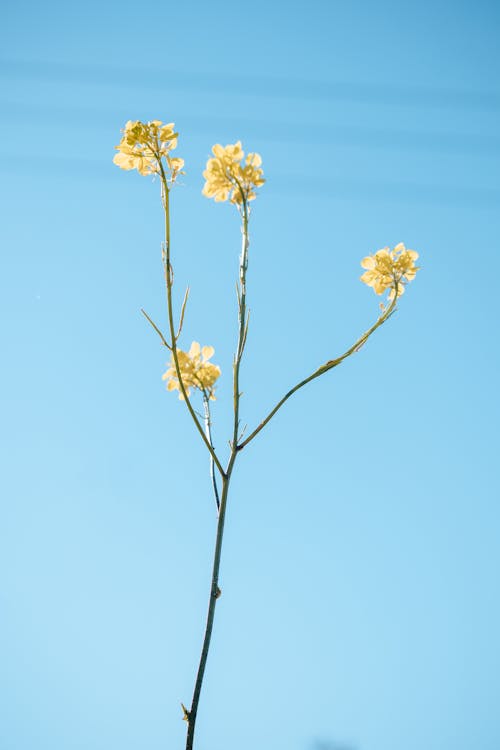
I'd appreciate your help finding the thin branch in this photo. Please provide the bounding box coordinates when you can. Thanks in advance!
[203,393,221,512]
[241,308,250,354]
[141,308,172,350]
[176,286,190,340]
[237,293,399,451]
[158,164,225,478]
[232,199,250,448]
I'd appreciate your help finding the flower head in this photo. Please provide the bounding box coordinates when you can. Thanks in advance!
[360,243,419,300]
[162,342,221,400]
[113,120,184,181]
[202,141,265,205]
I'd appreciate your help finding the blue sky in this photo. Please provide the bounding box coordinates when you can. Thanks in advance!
[1,1,499,749]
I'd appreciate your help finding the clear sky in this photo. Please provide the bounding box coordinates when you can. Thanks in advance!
[1,2,499,750]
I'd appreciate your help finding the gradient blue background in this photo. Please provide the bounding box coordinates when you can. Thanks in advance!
[1,1,499,749]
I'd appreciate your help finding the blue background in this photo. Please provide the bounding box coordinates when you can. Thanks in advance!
[1,1,499,749]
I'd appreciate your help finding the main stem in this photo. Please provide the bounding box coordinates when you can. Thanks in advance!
[185,456,234,750]
[185,199,250,750]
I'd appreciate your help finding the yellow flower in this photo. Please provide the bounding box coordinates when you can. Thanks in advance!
[162,342,221,400]
[360,243,419,300]
[202,141,265,205]
[113,119,184,180]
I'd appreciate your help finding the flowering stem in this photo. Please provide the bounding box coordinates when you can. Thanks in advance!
[158,167,225,478]
[237,295,398,451]
[233,200,250,447]
[203,393,220,512]
[185,200,250,750]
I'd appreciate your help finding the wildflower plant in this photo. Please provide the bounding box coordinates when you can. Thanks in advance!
[113,119,419,750]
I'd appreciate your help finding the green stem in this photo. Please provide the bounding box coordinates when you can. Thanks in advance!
[141,308,172,350]
[203,393,220,511]
[158,166,225,478]
[185,457,234,750]
[237,294,398,450]
[232,200,250,447]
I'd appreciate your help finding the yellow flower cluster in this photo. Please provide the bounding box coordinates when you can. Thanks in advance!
[113,120,184,179]
[202,142,265,204]
[360,243,419,300]
[162,342,221,400]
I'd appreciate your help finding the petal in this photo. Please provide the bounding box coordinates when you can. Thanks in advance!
[201,345,214,361]
[113,152,133,170]
[373,279,388,294]
[360,256,376,270]
[246,152,262,167]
